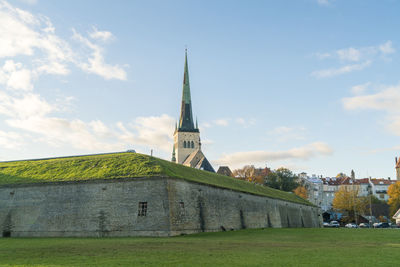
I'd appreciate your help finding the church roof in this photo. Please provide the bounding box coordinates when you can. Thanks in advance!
[183,149,215,173]
[178,50,199,133]
[217,166,233,177]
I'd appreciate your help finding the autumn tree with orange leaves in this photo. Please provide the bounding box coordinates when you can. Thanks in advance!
[388,181,400,216]
[293,186,308,199]
[332,187,367,222]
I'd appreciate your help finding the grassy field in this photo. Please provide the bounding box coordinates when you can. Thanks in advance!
[0,152,309,205]
[0,228,399,266]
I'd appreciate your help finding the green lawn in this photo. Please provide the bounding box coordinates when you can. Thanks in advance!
[0,228,399,266]
[0,152,310,205]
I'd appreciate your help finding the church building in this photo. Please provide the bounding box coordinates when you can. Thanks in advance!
[396,156,400,180]
[171,51,215,172]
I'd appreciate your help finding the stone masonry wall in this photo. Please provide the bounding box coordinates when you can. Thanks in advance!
[167,179,321,235]
[0,177,321,237]
[0,178,171,237]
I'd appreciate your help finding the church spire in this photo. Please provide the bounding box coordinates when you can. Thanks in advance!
[178,49,198,132]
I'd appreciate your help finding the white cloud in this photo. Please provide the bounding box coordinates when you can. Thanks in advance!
[379,41,395,55]
[72,29,127,80]
[214,119,229,127]
[342,85,400,112]
[268,126,307,142]
[236,117,256,128]
[312,41,395,78]
[342,83,400,136]
[89,27,114,42]
[0,130,23,149]
[0,1,126,80]
[351,82,371,95]
[17,0,38,5]
[214,142,333,168]
[127,114,174,151]
[0,92,54,119]
[0,60,33,91]
[200,122,211,128]
[316,0,332,6]
[311,60,371,78]
[0,1,132,154]
[337,47,362,62]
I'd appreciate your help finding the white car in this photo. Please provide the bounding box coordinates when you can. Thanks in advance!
[345,223,357,228]
[329,221,340,228]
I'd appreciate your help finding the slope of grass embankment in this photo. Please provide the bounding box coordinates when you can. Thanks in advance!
[0,152,310,205]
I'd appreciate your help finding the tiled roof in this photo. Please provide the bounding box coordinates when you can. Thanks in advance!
[369,178,395,185]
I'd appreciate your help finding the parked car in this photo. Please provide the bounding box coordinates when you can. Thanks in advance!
[373,222,380,228]
[323,222,330,228]
[376,222,390,228]
[345,223,357,228]
[359,223,370,228]
[329,221,340,228]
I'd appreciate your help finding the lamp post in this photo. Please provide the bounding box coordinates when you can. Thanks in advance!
[367,184,373,227]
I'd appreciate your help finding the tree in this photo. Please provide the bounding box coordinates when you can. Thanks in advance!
[293,186,308,199]
[336,172,347,179]
[332,187,367,222]
[370,195,387,204]
[232,165,255,182]
[388,181,400,216]
[265,167,299,192]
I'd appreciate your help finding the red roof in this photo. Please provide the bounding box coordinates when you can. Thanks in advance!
[369,178,395,185]
[356,178,370,184]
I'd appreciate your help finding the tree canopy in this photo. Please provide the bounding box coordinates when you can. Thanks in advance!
[388,181,400,216]
[293,186,308,199]
[265,168,299,192]
[332,187,367,222]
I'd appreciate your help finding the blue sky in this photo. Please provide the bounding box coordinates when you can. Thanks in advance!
[1,0,400,179]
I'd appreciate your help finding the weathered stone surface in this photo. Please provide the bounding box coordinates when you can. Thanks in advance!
[0,177,321,237]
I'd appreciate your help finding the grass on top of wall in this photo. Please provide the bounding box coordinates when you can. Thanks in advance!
[0,152,310,206]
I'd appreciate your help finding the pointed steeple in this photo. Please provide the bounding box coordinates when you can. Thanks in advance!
[171,144,176,162]
[178,49,198,132]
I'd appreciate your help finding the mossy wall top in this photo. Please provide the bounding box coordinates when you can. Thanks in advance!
[0,152,311,206]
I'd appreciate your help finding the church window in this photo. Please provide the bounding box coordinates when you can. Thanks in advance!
[191,141,194,148]
[183,141,186,148]
[138,202,147,216]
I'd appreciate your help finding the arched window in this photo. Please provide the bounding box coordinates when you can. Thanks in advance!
[191,141,194,148]
[183,141,186,148]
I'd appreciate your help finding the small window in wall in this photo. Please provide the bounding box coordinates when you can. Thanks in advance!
[191,141,194,148]
[179,201,185,216]
[183,141,187,148]
[138,202,147,216]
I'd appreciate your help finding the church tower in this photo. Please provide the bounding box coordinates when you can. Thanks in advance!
[396,156,400,180]
[172,50,214,172]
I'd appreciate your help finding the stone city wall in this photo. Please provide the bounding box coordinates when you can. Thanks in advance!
[0,177,321,237]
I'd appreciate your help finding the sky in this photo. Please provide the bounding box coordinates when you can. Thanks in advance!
[1,0,400,179]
